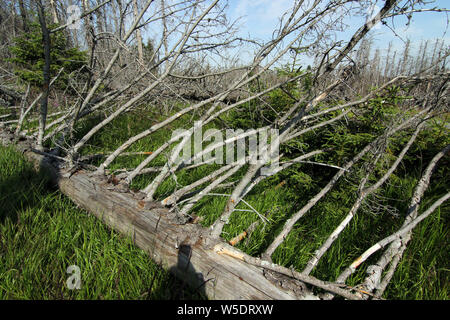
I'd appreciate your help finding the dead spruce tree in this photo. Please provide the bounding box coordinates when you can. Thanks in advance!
[1,0,449,299]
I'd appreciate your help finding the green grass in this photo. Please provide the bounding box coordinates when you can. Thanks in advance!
[70,106,448,300]
[1,100,448,300]
[0,144,204,300]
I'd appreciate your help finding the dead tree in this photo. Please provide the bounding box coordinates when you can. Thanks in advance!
[1,0,449,299]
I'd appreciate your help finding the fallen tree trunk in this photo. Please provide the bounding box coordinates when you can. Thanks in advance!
[0,127,321,300]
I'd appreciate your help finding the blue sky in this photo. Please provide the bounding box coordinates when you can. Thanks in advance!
[135,1,448,67]
[226,0,449,65]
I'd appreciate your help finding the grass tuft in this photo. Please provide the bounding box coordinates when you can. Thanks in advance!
[0,145,204,300]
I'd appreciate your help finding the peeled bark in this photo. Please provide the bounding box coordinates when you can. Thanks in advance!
[0,127,326,300]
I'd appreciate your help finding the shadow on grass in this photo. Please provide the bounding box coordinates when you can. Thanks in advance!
[0,152,52,224]
[0,144,205,300]
[168,245,207,300]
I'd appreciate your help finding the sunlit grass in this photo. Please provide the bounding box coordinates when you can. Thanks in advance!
[1,99,448,300]
[0,145,204,300]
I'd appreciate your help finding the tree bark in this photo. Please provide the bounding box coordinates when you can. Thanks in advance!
[36,0,51,151]
[0,128,323,300]
[50,0,59,24]
[18,0,29,33]
[133,0,144,64]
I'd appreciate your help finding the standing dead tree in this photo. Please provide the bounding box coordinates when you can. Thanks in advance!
[1,0,449,299]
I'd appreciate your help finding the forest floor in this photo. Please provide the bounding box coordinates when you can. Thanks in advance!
[0,144,203,299]
[0,105,448,300]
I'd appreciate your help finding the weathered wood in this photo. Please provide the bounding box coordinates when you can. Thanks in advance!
[0,85,22,101]
[0,127,319,300]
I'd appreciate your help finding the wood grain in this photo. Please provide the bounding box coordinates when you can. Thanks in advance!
[1,128,316,300]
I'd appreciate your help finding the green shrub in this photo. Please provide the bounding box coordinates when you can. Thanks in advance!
[8,22,88,88]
